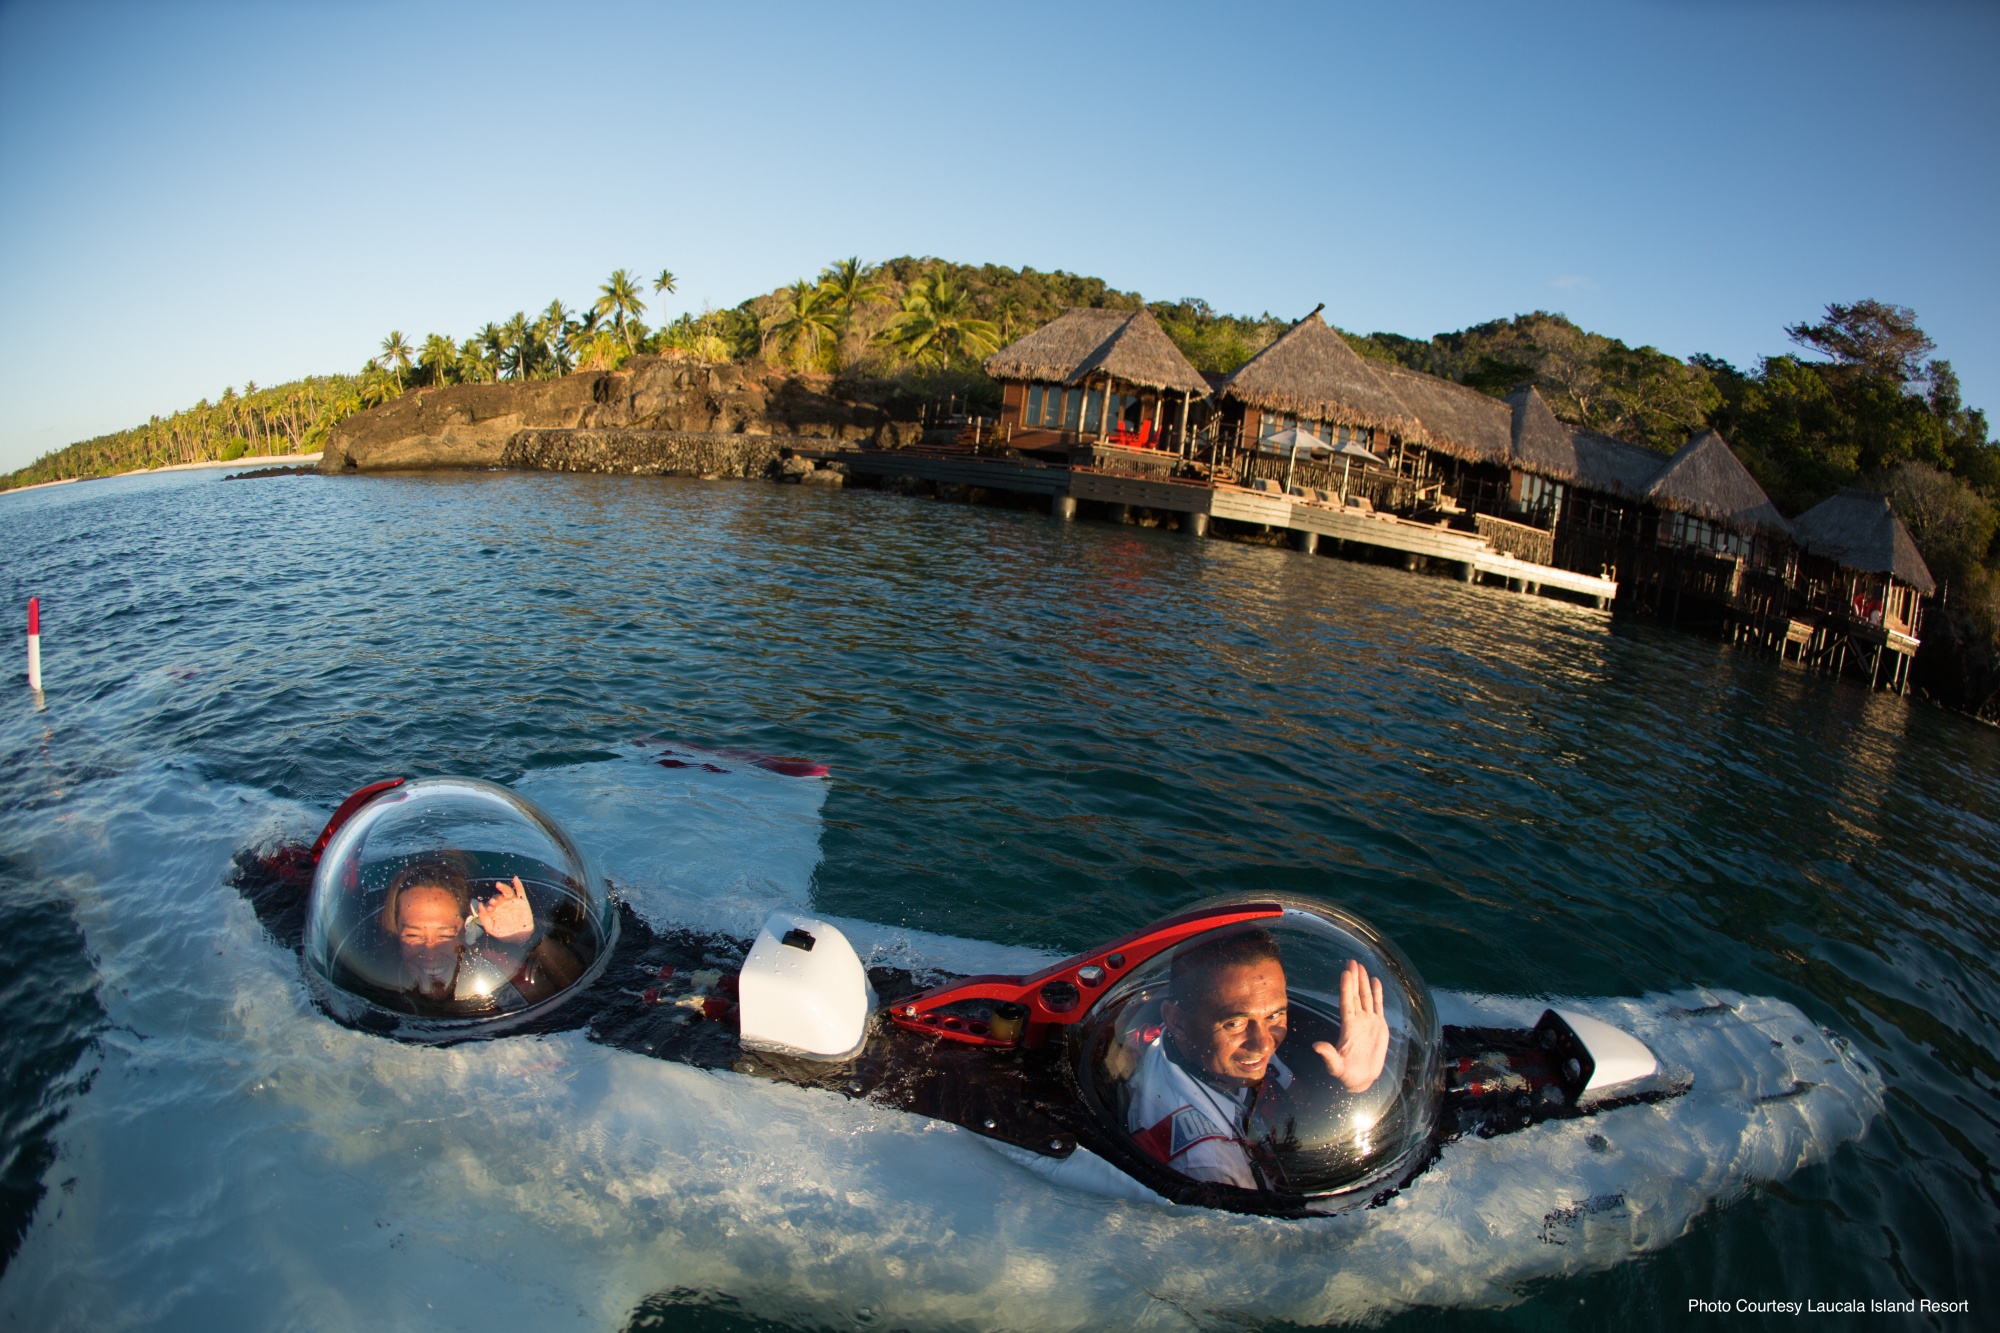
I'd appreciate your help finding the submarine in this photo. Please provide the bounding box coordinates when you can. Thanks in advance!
[233,774,1689,1217]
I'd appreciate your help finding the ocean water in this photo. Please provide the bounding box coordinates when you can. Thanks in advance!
[0,469,1993,1329]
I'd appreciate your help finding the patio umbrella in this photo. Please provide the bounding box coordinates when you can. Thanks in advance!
[1333,438,1384,502]
[1262,427,1330,494]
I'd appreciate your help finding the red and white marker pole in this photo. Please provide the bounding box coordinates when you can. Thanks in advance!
[26,597,41,691]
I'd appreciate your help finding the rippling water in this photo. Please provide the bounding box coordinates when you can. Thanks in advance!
[0,469,1994,1329]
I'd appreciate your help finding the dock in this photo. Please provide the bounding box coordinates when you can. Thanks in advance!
[824,447,1616,607]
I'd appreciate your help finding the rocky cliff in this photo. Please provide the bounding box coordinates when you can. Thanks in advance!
[317,356,921,473]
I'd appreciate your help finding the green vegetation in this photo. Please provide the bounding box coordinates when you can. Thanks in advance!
[876,273,1000,369]
[1,376,369,491]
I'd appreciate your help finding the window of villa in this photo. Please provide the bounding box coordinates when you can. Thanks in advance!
[1021,385,1135,435]
[1520,473,1566,525]
[1663,512,1750,559]
[1033,385,1080,431]
[1256,416,1369,448]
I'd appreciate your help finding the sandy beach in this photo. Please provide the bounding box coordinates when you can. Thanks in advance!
[1,453,321,497]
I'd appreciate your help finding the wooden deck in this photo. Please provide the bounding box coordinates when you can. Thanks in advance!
[838,449,1070,496]
[807,450,1616,604]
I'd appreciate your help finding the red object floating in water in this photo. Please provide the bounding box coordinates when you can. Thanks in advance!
[701,997,732,1021]
[650,741,829,779]
[748,756,831,778]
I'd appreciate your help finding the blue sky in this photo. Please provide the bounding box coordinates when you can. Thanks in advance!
[1,0,1994,473]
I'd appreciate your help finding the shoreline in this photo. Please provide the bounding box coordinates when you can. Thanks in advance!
[1,453,322,497]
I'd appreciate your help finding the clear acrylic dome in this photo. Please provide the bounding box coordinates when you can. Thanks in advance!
[304,777,617,1037]
[1074,896,1442,1208]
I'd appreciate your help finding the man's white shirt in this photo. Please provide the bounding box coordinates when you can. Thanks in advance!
[1125,1033,1292,1189]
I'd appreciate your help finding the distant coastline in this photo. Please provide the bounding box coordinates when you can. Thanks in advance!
[0,453,320,498]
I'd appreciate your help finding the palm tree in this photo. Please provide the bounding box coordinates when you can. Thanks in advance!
[419,333,459,386]
[877,274,1000,368]
[652,269,677,338]
[541,300,575,376]
[457,336,496,383]
[760,279,840,370]
[500,311,533,380]
[596,269,647,350]
[990,293,1025,344]
[470,323,506,383]
[360,369,401,407]
[377,330,414,387]
[818,257,887,370]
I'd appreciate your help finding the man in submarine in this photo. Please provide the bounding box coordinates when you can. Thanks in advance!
[1126,928,1389,1190]
[375,856,586,1013]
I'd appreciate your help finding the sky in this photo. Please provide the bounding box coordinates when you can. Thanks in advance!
[0,0,1995,473]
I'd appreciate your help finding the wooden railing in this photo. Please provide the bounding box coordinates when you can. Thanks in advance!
[1474,514,1555,566]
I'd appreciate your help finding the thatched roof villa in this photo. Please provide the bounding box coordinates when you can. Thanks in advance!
[1376,365,1510,466]
[1641,430,1792,551]
[985,307,1208,451]
[1213,307,1427,448]
[1787,490,1934,678]
[1791,489,1935,594]
[982,304,1935,685]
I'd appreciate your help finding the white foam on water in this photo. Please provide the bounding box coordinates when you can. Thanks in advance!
[0,754,1885,1330]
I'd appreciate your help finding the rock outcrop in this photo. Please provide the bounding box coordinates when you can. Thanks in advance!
[318,356,922,474]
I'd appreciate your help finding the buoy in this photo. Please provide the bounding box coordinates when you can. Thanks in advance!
[26,597,40,691]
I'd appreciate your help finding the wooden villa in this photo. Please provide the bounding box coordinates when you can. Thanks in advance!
[984,307,1210,456]
[1418,385,1670,571]
[1428,391,1797,629]
[1786,489,1936,691]
[1373,364,1514,509]
[854,300,1947,695]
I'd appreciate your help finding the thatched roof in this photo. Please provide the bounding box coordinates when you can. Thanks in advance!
[1571,430,1669,502]
[1506,387,1580,481]
[983,307,1208,393]
[1792,489,1936,593]
[1215,308,1426,440]
[1643,429,1792,537]
[1493,387,1672,500]
[1378,365,1509,463]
